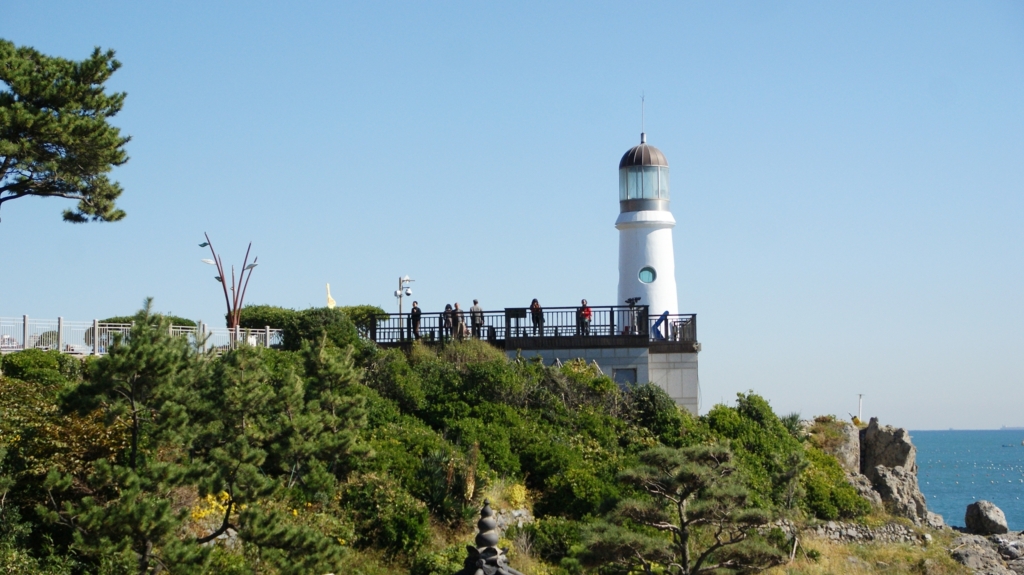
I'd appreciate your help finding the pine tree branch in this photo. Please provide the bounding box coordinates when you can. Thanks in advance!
[196,498,235,544]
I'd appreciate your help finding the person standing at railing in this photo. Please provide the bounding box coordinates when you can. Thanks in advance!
[530,298,544,336]
[577,299,592,336]
[454,303,467,341]
[410,301,422,339]
[470,299,484,338]
[443,304,454,340]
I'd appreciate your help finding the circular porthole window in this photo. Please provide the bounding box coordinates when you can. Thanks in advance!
[638,266,657,284]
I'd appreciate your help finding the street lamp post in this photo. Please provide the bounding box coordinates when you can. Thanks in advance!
[199,233,258,346]
[394,275,414,340]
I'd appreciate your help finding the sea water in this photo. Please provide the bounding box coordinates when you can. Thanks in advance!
[913,429,1024,531]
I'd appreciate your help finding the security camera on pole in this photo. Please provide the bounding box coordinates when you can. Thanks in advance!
[394,275,414,340]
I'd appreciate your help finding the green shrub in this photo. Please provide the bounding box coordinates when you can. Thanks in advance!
[358,385,405,428]
[101,314,195,327]
[285,307,358,351]
[806,415,848,453]
[358,410,460,506]
[14,368,66,387]
[623,383,688,446]
[438,339,508,367]
[236,304,297,330]
[411,543,465,575]
[1,349,63,384]
[462,405,523,477]
[704,393,807,508]
[417,446,486,524]
[365,349,426,413]
[340,473,430,556]
[53,354,86,382]
[539,462,612,519]
[802,446,871,520]
[465,359,528,405]
[521,516,584,562]
[338,305,387,336]
[513,425,620,518]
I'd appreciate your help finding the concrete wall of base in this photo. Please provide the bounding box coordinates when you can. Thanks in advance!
[507,347,699,415]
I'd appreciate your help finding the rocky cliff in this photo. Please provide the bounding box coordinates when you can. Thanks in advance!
[814,417,941,527]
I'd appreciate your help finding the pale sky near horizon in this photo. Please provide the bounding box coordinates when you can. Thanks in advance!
[1,2,1022,430]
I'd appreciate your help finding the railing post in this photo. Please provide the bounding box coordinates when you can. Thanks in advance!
[57,317,64,352]
[92,319,99,356]
[265,325,270,348]
[22,314,28,350]
[609,307,615,336]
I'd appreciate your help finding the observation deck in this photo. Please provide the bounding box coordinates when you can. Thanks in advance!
[371,304,698,354]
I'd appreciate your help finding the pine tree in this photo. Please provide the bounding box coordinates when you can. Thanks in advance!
[582,443,786,575]
[0,39,130,223]
[188,345,280,545]
[43,299,205,573]
[188,338,367,572]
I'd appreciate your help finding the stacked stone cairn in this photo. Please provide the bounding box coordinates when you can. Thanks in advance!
[455,500,525,575]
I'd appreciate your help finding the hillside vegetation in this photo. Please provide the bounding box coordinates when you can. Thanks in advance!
[0,303,882,574]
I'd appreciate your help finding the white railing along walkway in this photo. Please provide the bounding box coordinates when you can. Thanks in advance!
[0,316,283,356]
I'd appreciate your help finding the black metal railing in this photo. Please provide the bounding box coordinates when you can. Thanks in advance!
[372,309,507,343]
[502,305,648,339]
[371,305,697,346]
[647,313,697,343]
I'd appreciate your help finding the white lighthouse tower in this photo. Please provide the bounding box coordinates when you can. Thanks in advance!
[616,132,679,318]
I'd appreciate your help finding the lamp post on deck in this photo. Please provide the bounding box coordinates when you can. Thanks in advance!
[394,275,414,340]
[199,233,258,344]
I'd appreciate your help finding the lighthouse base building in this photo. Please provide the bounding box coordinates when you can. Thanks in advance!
[511,342,700,415]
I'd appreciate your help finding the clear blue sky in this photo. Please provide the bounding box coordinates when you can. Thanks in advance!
[2,1,1022,430]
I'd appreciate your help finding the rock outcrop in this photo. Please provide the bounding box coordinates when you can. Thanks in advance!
[951,533,1024,575]
[966,501,1010,535]
[833,421,861,474]
[871,465,929,523]
[846,472,883,508]
[927,511,946,530]
[860,417,917,480]
[858,417,933,525]
[492,507,534,537]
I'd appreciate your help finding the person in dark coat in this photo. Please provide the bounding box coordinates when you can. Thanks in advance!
[443,304,453,340]
[410,301,422,339]
[529,298,543,336]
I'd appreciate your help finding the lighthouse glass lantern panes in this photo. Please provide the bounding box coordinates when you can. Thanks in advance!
[642,167,658,199]
[639,266,657,283]
[620,166,671,200]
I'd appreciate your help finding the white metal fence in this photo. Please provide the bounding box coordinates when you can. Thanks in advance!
[0,316,283,356]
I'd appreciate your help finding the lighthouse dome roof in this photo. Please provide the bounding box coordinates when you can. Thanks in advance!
[619,134,668,169]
